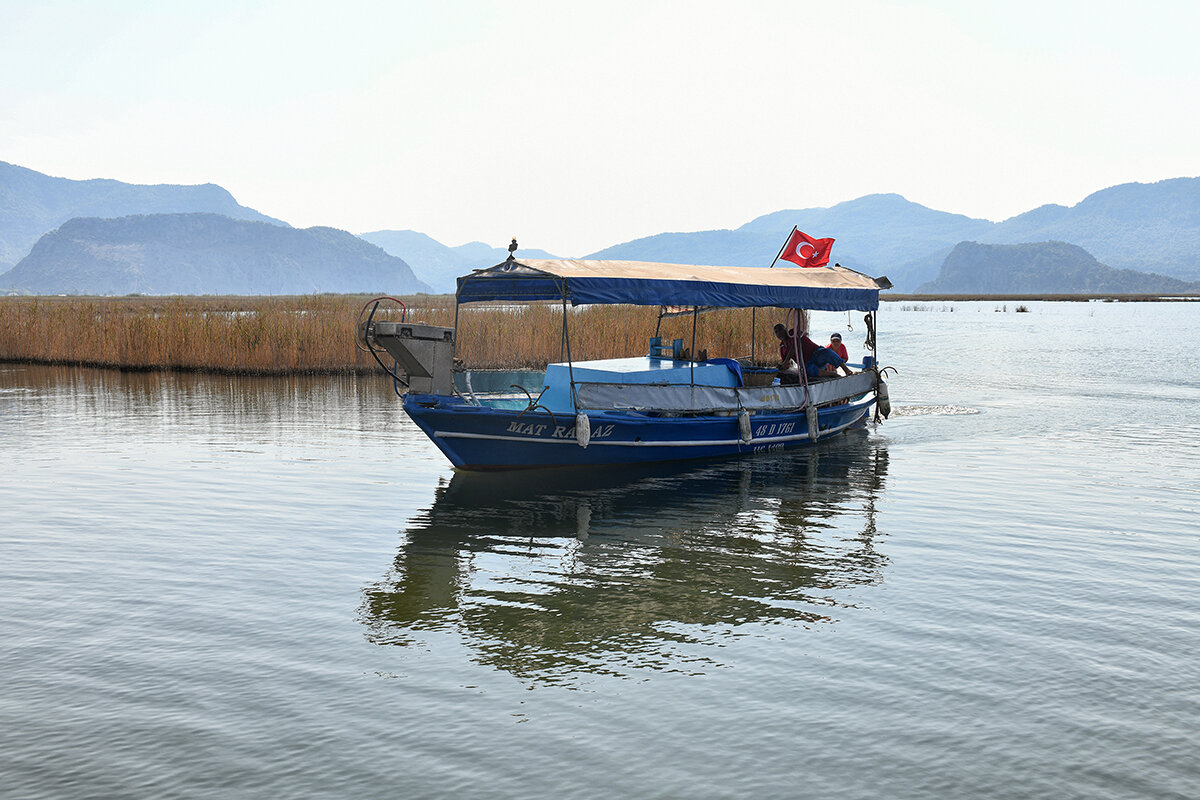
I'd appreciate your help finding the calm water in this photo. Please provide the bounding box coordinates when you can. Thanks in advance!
[2,301,1198,799]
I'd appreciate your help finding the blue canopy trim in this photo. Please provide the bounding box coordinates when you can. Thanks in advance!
[456,259,885,311]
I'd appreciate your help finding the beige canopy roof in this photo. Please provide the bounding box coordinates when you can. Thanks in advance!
[456,258,891,311]
[511,259,884,288]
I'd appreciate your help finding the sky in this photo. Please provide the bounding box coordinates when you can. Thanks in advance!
[2,0,1199,256]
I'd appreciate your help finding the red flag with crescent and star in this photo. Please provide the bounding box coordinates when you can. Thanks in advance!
[778,229,834,268]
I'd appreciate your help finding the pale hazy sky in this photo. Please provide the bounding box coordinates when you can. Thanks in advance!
[2,0,1198,256]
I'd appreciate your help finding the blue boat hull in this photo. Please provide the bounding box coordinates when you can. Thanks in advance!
[403,393,875,470]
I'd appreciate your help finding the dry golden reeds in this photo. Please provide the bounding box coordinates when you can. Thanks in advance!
[0,295,784,374]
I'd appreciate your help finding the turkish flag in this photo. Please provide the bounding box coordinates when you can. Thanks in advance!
[779,229,834,268]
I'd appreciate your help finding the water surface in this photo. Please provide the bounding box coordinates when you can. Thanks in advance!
[2,300,1198,799]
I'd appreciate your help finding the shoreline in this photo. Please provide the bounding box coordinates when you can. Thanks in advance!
[0,356,369,378]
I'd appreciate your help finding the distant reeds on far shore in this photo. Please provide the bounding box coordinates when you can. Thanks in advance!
[0,295,787,375]
[0,295,432,375]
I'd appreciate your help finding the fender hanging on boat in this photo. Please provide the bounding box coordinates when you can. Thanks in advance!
[575,412,591,448]
[738,408,752,443]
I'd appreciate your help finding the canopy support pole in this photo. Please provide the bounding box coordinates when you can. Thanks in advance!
[751,308,756,363]
[690,306,698,385]
[562,294,578,410]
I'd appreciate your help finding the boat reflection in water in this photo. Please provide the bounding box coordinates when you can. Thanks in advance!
[361,430,890,685]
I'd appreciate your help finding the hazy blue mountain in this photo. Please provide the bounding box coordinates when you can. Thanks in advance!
[980,178,1200,280]
[0,161,287,273]
[0,213,430,296]
[587,194,994,289]
[891,246,957,292]
[737,193,994,266]
[359,229,557,293]
[584,181,1200,291]
[357,230,466,292]
[453,241,558,264]
[918,241,1200,294]
[585,229,779,267]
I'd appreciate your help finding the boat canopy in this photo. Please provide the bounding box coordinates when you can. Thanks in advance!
[456,259,890,311]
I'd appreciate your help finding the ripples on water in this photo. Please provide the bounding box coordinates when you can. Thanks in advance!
[890,404,980,416]
[2,300,1199,799]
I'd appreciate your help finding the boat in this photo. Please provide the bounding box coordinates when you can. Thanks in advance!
[358,255,892,470]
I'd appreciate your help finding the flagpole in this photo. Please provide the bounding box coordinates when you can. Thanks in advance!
[753,225,792,362]
[769,226,797,269]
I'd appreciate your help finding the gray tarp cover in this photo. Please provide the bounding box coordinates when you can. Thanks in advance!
[574,371,877,413]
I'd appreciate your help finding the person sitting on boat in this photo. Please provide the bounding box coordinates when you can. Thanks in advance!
[776,324,853,381]
[827,332,848,361]
[802,332,854,378]
[774,323,801,384]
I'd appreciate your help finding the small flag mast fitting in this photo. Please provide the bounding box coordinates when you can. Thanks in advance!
[768,226,798,269]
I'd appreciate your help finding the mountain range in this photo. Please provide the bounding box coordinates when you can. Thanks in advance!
[3,160,1199,295]
[921,241,1200,295]
[0,160,285,272]
[586,180,1200,291]
[3,214,429,296]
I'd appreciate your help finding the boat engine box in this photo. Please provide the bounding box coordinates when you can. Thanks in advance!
[370,321,455,395]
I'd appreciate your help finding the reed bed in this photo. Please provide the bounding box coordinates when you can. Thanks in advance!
[0,295,788,374]
[455,304,783,368]
[0,295,425,374]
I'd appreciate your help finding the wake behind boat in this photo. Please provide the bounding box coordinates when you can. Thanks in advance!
[359,253,893,470]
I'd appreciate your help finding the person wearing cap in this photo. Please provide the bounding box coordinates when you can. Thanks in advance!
[800,332,853,378]
[827,332,848,362]
[776,323,853,380]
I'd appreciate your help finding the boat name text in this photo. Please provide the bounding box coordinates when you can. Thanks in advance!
[505,421,616,439]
